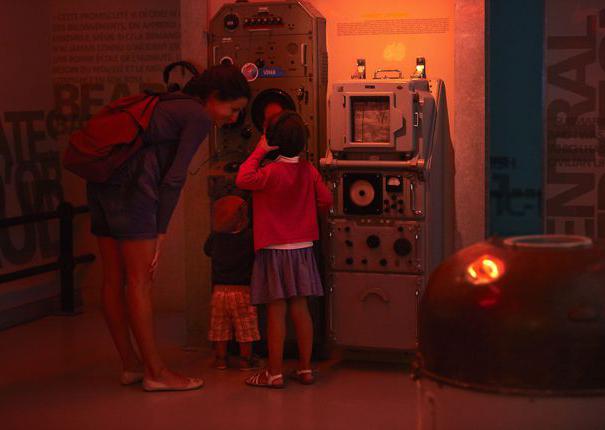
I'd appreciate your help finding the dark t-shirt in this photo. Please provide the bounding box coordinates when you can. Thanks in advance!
[204,228,255,286]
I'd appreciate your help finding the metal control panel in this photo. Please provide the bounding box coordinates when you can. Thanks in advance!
[328,171,426,219]
[208,1,327,203]
[328,218,424,274]
[321,78,451,351]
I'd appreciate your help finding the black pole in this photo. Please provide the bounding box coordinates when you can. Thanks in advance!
[0,261,61,284]
[58,202,77,314]
[0,203,95,317]
[0,254,95,284]
[0,205,89,229]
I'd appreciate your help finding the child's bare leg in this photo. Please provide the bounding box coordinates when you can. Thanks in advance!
[288,296,313,371]
[239,342,252,359]
[215,341,228,359]
[244,300,286,387]
[214,341,228,369]
[267,299,287,376]
[238,342,258,370]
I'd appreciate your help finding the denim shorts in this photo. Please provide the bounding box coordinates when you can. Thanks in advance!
[86,182,159,240]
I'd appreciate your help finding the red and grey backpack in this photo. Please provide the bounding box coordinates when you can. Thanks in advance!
[63,61,199,183]
[63,93,160,183]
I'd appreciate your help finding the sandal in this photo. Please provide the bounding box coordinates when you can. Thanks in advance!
[245,369,284,389]
[290,369,315,385]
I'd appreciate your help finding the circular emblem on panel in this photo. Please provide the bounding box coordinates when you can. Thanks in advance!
[349,179,375,207]
[241,62,259,82]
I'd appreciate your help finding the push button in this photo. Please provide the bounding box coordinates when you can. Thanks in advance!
[366,235,380,249]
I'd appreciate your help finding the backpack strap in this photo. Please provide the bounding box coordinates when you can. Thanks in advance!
[157,92,201,103]
[141,89,202,105]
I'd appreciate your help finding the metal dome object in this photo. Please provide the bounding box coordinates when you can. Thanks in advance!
[417,235,605,395]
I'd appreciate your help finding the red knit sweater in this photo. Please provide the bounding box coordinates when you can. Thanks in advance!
[235,146,333,251]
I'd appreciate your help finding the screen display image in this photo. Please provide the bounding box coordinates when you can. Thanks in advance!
[350,96,390,144]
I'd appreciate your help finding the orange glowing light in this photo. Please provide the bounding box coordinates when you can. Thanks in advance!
[466,256,505,285]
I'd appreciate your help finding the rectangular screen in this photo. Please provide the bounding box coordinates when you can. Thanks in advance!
[350,96,390,144]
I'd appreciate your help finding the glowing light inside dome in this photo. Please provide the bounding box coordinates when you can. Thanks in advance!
[466,256,505,285]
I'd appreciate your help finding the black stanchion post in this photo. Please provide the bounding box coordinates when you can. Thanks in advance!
[58,202,77,314]
[0,204,94,322]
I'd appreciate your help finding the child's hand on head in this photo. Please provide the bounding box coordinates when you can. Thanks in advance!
[257,134,279,153]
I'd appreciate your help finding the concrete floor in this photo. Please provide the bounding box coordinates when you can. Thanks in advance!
[0,311,416,430]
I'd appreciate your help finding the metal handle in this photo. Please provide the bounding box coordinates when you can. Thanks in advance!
[327,227,336,267]
[414,226,422,271]
[301,43,308,66]
[373,69,402,79]
[320,157,423,172]
[409,181,424,216]
[359,288,390,303]
[327,275,335,337]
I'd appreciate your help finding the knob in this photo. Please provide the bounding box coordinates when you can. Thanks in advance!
[345,240,353,247]
[255,58,265,68]
[224,14,240,30]
[346,258,354,265]
[240,127,252,139]
[379,259,388,267]
[394,238,412,256]
[361,258,368,264]
[366,235,380,249]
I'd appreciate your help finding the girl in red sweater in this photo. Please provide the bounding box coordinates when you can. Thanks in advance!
[236,111,333,388]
